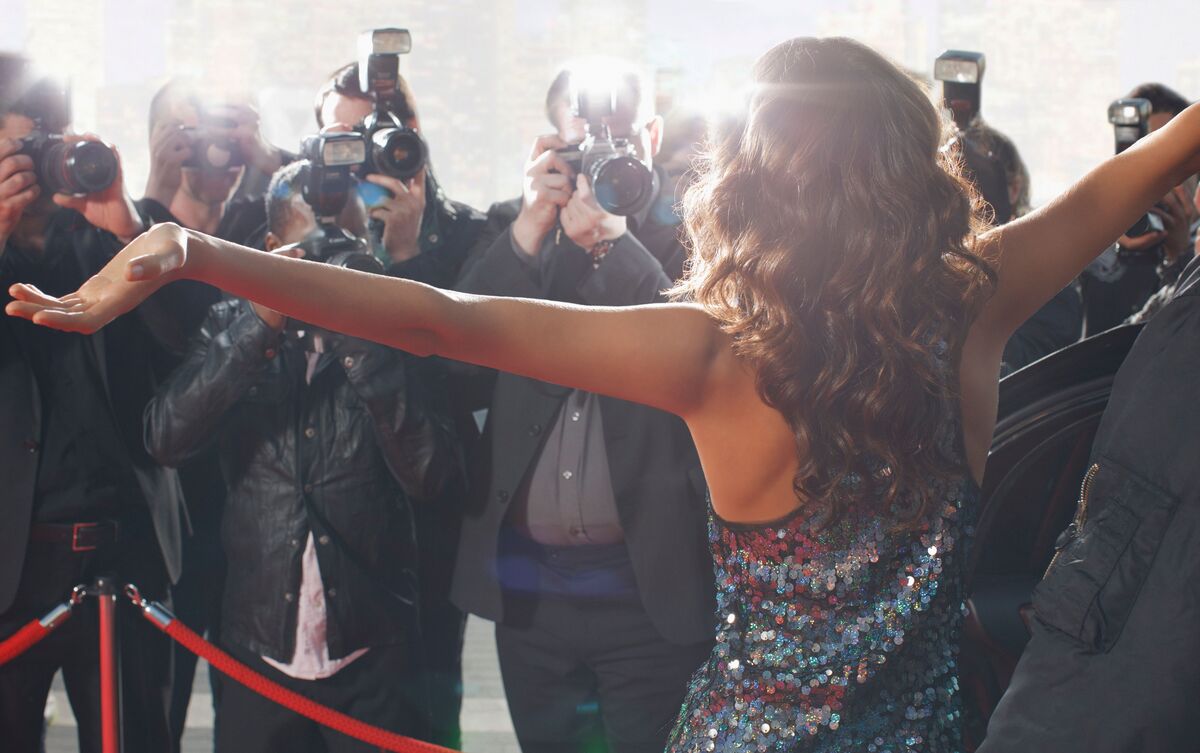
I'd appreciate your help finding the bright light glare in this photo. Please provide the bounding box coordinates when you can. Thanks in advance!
[933,59,980,84]
[323,138,366,166]
[360,28,412,57]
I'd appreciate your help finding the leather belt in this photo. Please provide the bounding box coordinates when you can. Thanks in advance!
[29,521,120,552]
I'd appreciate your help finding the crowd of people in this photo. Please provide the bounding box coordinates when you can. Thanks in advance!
[1,28,1199,753]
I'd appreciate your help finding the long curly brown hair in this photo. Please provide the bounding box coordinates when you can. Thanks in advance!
[672,37,996,528]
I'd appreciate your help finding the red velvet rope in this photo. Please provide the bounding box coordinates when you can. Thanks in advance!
[0,619,54,666]
[148,612,454,753]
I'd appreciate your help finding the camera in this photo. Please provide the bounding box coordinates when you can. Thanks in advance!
[297,134,383,275]
[182,107,244,171]
[352,28,427,182]
[554,81,655,217]
[1108,97,1166,260]
[301,133,363,218]
[933,51,1013,223]
[294,223,380,274]
[934,50,986,131]
[17,128,118,197]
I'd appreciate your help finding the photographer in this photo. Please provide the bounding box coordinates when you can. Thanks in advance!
[935,50,1081,373]
[1126,177,1200,324]
[143,159,455,751]
[452,65,713,753]
[314,43,503,746]
[1081,83,1196,334]
[140,79,292,748]
[142,79,284,248]
[314,60,499,287]
[0,53,193,753]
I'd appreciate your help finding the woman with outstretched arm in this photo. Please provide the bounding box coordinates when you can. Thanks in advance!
[9,38,1200,752]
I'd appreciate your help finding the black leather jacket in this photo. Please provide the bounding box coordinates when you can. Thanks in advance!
[144,299,455,661]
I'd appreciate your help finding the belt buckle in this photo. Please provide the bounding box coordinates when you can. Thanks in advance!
[71,522,99,552]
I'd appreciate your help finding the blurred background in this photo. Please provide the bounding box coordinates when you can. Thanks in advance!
[4,0,1200,212]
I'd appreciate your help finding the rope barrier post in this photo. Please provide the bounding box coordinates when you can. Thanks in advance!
[95,576,122,753]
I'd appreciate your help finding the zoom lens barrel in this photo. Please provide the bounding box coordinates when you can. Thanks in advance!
[370,127,427,180]
[41,139,119,196]
[590,155,653,217]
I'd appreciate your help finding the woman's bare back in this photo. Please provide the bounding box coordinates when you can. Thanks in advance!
[688,319,997,525]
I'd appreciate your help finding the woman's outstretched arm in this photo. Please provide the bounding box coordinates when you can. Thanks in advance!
[6,226,725,417]
[974,103,1200,341]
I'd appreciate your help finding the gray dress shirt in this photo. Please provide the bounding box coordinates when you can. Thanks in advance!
[507,234,624,545]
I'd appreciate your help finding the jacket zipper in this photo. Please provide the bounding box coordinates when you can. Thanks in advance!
[1044,463,1100,578]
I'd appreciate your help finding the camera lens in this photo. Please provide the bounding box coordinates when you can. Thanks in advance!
[370,127,426,180]
[591,156,653,216]
[43,140,118,196]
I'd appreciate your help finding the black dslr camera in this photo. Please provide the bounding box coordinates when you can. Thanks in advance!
[1108,97,1166,261]
[12,76,117,196]
[555,79,655,217]
[18,129,119,197]
[182,107,244,171]
[352,28,426,182]
[298,133,382,274]
[934,50,1013,224]
[11,75,118,196]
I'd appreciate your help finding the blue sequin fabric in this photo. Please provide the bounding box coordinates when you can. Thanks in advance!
[667,343,978,753]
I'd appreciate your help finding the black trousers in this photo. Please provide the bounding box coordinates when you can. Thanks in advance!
[169,456,227,752]
[215,639,431,753]
[414,495,468,749]
[495,542,711,753]
[0,524,172,753]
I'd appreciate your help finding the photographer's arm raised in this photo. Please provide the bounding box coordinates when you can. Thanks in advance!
[6,226,725,419]
[973,102,1200,343]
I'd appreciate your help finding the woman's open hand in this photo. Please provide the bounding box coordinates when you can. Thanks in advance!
[5,222,190,334]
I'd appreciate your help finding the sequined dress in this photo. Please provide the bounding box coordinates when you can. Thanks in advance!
[667,349,978,753]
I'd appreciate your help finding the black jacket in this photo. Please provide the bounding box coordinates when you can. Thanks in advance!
[143,299,455,661]
[0,209,199,613]
[980,256,1200,753]
[451,207,714,646]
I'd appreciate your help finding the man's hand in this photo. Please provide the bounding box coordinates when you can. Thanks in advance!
[559,174,627,251]
[52,135,144,243]
[366,172,425,264]
[1156,184,1194,265]
[0,137,40,251]
[210,103,282,175]
[144,119,192,206]
[511,134,573,257]
[1118,184,1195,263]
[251,243,306,330]
[6,222,189,334]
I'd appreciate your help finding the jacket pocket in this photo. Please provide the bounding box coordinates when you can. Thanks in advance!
[1033,458,1180,653]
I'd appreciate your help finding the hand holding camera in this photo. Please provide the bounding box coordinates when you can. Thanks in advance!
[1118,184,1192,261]
[48,134,143,243]
[205,102,282,175]
[144,119,192,206]
[365,171,425,263]
[560,173,626,251]
[512,134,573,257]
[0,138,40,247]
